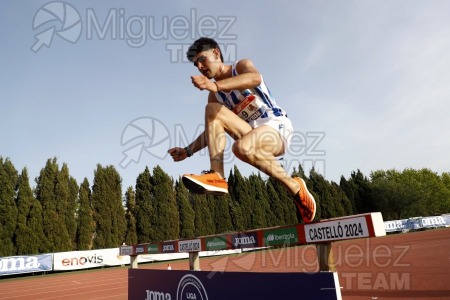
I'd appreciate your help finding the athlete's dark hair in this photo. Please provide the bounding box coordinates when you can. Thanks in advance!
[186,37,223,63]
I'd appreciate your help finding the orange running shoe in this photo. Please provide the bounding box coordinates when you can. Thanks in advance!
[182,170,228,196]
[292,177,316,223]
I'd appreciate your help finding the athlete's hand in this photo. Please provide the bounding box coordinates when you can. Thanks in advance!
[168,147,188,162]
[191,75,216,92]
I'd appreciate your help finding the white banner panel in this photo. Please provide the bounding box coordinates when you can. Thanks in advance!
[0,254,53,276]
[53,248,128,271]
[305,216,370,243]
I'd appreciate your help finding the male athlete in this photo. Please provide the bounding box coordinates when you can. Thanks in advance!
[168,37,316,223]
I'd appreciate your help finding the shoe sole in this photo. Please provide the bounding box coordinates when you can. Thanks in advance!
[182,176,229,196]
[295,178,316,223]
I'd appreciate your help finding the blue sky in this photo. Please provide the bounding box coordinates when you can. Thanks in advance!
[1,0,450,190]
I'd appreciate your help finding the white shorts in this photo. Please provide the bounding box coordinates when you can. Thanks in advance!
[250,116,294,150]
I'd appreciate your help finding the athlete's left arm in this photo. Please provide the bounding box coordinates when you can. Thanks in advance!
[216,59,262,92]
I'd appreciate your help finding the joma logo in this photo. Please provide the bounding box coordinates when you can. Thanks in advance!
[233,236,256,247]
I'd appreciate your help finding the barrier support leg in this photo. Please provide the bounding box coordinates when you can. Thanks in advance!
[130,255,139,269]
[189,252,200,271]
[316,242,336,272]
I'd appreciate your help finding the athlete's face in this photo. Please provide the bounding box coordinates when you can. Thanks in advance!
[193,48,222,79]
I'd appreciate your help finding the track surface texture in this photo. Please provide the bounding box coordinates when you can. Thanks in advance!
[1,228,449,299]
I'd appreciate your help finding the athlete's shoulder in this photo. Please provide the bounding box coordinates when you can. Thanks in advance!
[235,59,259,75]
[235,59,255,68]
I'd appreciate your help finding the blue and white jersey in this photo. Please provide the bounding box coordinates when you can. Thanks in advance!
[214,61,287,127]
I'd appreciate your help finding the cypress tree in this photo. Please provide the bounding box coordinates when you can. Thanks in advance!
[15,168,41,255]
[92,164,126,248]
[332,182,353,216]
[76,178,94,250]
[339,176,359,214]
[347,170,373,214]
[28,195,48,253]
[268,177,297,225]
[135,167,154,243]
[226,169,244,231]
[176,179,195,239]
[124,186,138,245]
[228,166,253,230]
[110,166,127,247]
[0,157,18,256]
[191,193,214,236]
[212,194,233,234]
[151,166,179,241]
[35,158,65,252]
[248,174,268,229]
[54,163,73,251]
[67,176,79,249]
[309,168,333,219]
[205,194,217,233]
[265,179,285,226]
[309,168,349,219]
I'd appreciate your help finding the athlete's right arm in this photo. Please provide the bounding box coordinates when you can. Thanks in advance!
[168,93,218,162]
[184,93,219,155]
[168,130,207,162]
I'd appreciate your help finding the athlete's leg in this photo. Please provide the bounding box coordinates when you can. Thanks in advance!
[205,102,252,178]
[231,125,300,195]
[185,103,316,221]
[232,125,316,222]
[181,103,252,195]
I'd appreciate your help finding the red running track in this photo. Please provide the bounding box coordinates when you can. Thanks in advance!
[1,228,449,299]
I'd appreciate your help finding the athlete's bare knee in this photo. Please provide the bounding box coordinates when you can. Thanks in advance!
[233,140,254,162]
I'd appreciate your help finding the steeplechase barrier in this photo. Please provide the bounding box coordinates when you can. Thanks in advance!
[120,212,386,299]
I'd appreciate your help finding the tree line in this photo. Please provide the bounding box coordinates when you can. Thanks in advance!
[1,156,449,256]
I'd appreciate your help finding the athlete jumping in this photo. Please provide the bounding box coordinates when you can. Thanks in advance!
[168,37,316,223]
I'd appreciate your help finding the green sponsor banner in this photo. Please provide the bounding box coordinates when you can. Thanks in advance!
[264,227,298,246]
[205,236,228,251]
[147,243,159,254]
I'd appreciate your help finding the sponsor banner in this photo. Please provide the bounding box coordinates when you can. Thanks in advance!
[161,242,177,253]
[405,218,424,231]
[421,216,448,228]
[205,236,228,251]
[120,245,133,256]
[384,219,408,232]
[230,232,258,249]
[129,269,341,300]
[384,215,450,233]
[135,245,146,254]
[54,248,127,271]
[305,216,369,243]
[178,239,201,252]
[0,254,53,276]
[147,243,159,254]
[264,227,298,246]
[442,214,450,226]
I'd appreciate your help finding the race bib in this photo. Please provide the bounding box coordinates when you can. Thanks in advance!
[232,94,265,122]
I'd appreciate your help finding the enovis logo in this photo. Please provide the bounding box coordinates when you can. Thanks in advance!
[31,1,82,52]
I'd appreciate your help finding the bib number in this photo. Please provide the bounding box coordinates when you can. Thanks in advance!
[233,95,264,122]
